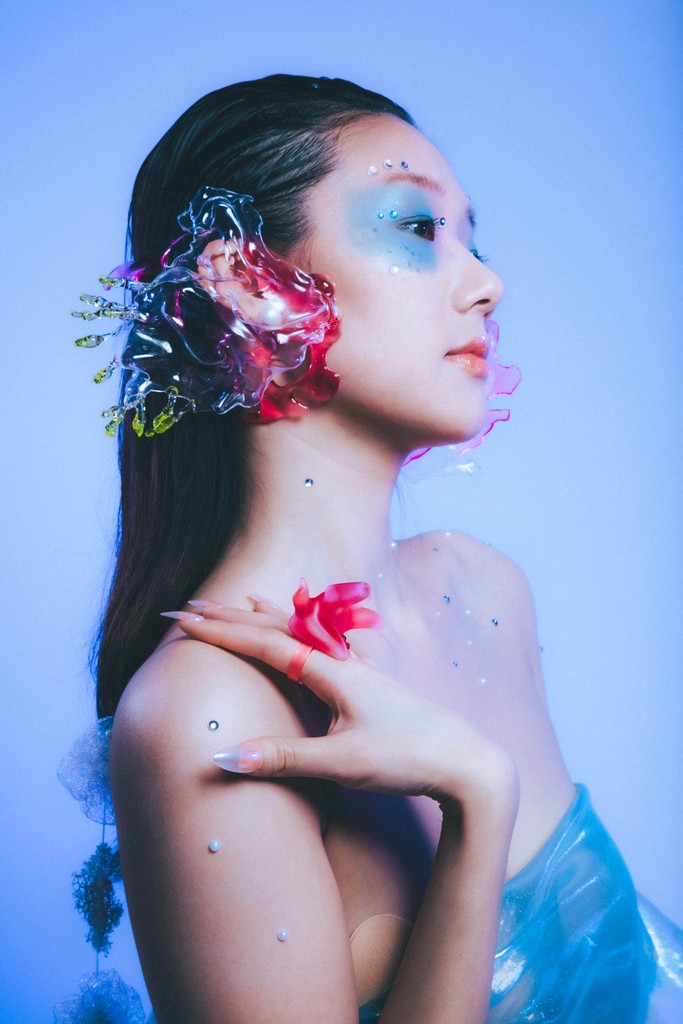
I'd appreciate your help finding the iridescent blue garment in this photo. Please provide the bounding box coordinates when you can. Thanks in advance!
[360,785,683,1023]
[145,785,682,1023]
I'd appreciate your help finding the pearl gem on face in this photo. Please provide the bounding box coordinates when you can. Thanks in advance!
[383,159,393,168]
[400,160,409,169]
[368,165,378,175]
[277,929,289,942]
[208,839,222,853]
[208,720,219,731]
[389,265,400,275]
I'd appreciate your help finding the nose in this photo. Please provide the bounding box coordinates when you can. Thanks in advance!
[450,250,504,316]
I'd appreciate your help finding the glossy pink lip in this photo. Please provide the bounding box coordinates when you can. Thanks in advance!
[444,337,489,378]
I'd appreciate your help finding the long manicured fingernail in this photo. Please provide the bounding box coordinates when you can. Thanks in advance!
[160,610,204,621]
[188,600,225,610]
[213,747,263,773]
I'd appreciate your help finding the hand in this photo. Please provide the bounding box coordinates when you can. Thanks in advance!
[175,598,517,811]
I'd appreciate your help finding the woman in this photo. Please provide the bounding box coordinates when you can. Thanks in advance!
[86,75,680,1022]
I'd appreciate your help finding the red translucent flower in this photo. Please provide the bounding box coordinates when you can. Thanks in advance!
[289,579,383,660]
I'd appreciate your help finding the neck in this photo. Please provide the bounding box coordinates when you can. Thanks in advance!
[203,411,406,612]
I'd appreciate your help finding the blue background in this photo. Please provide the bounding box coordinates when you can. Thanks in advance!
[1,1,681,1020]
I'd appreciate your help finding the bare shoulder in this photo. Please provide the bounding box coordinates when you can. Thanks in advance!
[400,529,532,598]
[112,634,318,775]
[398,530,541,654]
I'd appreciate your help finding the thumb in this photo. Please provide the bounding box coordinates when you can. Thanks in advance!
[213,735,340,780]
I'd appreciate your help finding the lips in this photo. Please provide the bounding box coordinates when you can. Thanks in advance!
[444,337,489,378]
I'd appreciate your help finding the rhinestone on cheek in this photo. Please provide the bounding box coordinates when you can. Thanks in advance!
[368,165,378,175]
[304,478,314,487]
[400,160,409,169]
[208,720,219,731]
[383,159,393,168]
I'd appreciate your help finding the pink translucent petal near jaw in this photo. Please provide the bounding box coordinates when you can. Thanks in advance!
[289,579,383,661]
[404,319,521,469]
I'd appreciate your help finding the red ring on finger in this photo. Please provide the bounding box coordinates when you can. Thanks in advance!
[287,643,314,684]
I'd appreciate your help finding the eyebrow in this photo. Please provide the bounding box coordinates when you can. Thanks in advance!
[383,171,446,194]
[382,172,476,229]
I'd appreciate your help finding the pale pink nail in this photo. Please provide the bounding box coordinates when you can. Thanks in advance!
[188,600,225,610]
[213,747,263,773]
[160,611,204,621]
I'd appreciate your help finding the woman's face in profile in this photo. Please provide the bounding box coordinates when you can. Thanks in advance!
[298,115,504,451]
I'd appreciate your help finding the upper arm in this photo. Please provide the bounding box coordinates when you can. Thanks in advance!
[110,641,358,1024]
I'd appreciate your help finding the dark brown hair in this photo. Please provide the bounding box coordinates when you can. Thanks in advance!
[95,74,413,717]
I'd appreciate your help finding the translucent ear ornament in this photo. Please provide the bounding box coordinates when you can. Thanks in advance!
[55,718,146,1023]
[402,319,521,481]
[72,187,341,436]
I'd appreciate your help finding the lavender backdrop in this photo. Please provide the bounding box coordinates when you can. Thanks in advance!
[2,1,681,1020]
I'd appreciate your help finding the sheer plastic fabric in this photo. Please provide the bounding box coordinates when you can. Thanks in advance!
[363,785,683,1022]
[146,786,683,1022]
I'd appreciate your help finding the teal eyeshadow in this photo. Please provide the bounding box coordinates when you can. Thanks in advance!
[346,183,439,271]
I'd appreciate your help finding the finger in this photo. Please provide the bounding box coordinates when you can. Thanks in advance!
[176,616,343,705]
[246,593,285,613]
[190,604,287,631]
[213,734,353,783]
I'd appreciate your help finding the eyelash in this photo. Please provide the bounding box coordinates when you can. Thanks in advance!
[469,248,489,264]
[400,218,489,263]
[399,217,445,242]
